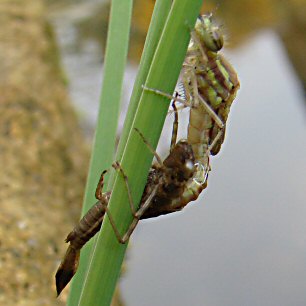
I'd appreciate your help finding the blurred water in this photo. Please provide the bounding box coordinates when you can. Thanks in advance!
[52,11,306,306]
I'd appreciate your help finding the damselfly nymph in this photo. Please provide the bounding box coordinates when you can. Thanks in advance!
[55,109,200,296]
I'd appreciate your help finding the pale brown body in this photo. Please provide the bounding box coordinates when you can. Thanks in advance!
[56,121,197,295]
[184,42,240,160]
[55,172,111,296]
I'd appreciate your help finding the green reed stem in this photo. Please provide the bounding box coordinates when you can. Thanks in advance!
[77,0,204,305]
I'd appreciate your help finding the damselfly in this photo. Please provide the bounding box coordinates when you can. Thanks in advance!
[144,13,240,188]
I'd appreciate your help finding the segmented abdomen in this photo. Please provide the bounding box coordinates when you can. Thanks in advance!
[209,55,239,155]
[186,52,239,163]
[66,191,111,250]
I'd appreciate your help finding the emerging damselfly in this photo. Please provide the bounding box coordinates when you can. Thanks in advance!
[144,13,240,190]
[55,104,201,296]
[56,13,240,296]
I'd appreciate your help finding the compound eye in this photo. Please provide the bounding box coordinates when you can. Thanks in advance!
[211,28,224,51]
[199,15,224,52]
[205,27,223,52]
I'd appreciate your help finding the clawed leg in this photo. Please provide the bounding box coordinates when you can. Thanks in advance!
[109,184,159,244]
[134,127,164,169]
[98,162,135,244]
[143,83,223,130]
[170,99,179,152]
[142,85,188,105]
[142,84,192,113]
[143,83,225,155]
[181,71,225,156]
[94,169,126,242]
[103,160,158,244]
[102,128,164,243]
[141,85,179,153]
[95,170,108,201]
[112,161,137,217]
[196,94,225,154]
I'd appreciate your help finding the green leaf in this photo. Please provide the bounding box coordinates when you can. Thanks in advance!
[67,0,133,305]
[77,0,204,305]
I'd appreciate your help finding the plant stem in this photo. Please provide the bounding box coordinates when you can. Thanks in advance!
[77,1,204,305]
[67,0,133,305]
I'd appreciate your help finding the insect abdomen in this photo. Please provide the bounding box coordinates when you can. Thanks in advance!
[66,192,111,249]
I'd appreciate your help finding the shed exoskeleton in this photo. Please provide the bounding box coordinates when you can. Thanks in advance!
[55,103,201,296]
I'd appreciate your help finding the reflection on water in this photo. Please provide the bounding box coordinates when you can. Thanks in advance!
[52,10,306,306]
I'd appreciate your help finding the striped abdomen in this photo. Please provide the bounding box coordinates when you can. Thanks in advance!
[55,192,110,296]
[66,192,110,249]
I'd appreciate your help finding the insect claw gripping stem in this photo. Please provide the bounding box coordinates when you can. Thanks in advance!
[95,170,108,200]
[112,161,137,217]
[105,159,161,244]
[142,85,188,106]
[94,169,130,242]
[134,127,164,168]
[108,183,160,244]
[170,99,179,152]
[103,161,144,244]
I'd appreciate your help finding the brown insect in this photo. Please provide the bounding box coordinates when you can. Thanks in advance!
[56,15,241,295]
[55,171,111,296]
[55,103,200,296]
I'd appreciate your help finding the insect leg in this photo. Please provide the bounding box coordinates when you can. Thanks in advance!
[97,162,137,244]
[101,161,152,244]
[142,84,196,116]
[112,161,137,217]
[103,205,126,244]
[170,99,179,152]
[194,76,224,129]
[134,127,164,169]
[95,170,108,200]
[194,88,225,155]
[187,67,201,108]
[108,184,159,244]
[142,85,187,105]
